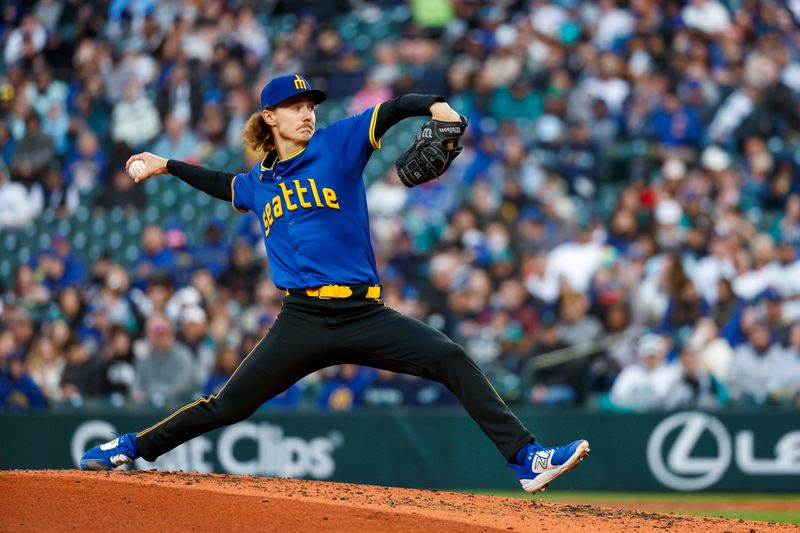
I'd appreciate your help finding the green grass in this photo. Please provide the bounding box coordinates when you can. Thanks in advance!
[460,491,800,524]
[683,511,800,523]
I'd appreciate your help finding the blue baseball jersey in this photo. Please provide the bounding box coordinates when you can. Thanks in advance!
[230,105,383,289]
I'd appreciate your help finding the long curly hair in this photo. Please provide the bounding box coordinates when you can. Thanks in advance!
[242,111,274,153]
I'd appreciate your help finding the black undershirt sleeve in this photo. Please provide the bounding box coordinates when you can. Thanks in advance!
[166,159,236,202]
[372,93,445,142]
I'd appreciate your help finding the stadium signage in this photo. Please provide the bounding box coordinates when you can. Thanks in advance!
[71,420,343,478]
[646,411,800,490]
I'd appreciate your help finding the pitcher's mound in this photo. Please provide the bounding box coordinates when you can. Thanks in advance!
[0,470,790,532]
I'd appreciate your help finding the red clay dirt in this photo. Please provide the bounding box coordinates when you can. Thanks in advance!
[0,470,794,533]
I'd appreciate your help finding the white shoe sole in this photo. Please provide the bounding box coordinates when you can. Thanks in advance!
[520,440,590,494]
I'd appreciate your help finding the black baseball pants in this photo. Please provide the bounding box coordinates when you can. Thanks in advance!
[136,293,534,461]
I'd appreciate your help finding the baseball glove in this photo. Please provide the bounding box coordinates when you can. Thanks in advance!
[395,116,468,188]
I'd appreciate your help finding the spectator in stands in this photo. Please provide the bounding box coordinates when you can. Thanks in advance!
[156,63,202,129]
[528,312,583,406]
[110,80,161,149]
[178,306,215,388]
[593,302,646,391]
[27,336,65,401]
[29,164,77,216]
[685,318,734,387]
[99,325,136,399]
[676,345,725,410]
[660,279,708,337]
[42,103,69,156]
[23,66,67,119]
[132,315,194,405]
[0,350,45,412]
[219,238,262,305]
[96,167,148,211]
[0,160,38,228]
[150,113,199,163]
[191,219,230,279]
[728,321,792,405]
[771,195,800,246]
[608,334,682,411]
[10,112,54,185]
[557,291,603,347]
[3,14,47,66]
[361,369,406,408]
[8,308,36,355]
[60,337,105,400]
[648,92,702,150]
[49,234,86,289]
[133,225,176,289]
[63,130,107,191]
[783,323,800,408]
[317,365,373,411]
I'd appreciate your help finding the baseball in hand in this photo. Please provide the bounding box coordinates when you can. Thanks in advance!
[128,160,146,180]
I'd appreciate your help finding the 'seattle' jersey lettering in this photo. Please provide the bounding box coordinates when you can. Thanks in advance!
[231,105,382,289]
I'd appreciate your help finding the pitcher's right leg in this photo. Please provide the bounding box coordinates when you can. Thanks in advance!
[81,302,331,468]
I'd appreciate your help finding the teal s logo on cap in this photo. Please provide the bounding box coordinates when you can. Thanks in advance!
[261,74,327,109]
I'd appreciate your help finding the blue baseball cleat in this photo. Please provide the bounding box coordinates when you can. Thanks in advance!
[507,439,590,494]
[79,433,139,471]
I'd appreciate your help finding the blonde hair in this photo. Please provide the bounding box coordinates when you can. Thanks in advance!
[242,111,274,153]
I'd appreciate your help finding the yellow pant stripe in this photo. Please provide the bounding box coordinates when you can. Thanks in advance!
[136,335,263,439]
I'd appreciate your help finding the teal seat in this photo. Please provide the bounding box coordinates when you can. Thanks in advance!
[107,231,123,250]
[109,207,125,225]
[180,204,196,223]
[2,232,18,253]
[126,217,142,236]
[160,189,177,208]
[72,231,88,251]
[143,205,160,224]
[91,218,108,237]
[86,242,102,258]
[0,259,12,281]
[17,245,31,264]
[125,244,140,263]
[195,190,212,207]
[145,178,160,195]
[213,202,229,219]
[74,205,90,224]
[41,208,56,225]
[55,218,72,236]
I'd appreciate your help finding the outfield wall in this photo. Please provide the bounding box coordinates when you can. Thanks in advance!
[1,409,798,492]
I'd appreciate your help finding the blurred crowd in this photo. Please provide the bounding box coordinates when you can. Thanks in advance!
[2,0,800,413]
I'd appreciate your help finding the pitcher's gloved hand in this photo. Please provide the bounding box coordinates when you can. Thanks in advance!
[395,116,468,188]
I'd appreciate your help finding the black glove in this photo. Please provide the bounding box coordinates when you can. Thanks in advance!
[395,116,468,188]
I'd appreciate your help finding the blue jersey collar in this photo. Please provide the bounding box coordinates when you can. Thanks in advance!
[260,146,307,172]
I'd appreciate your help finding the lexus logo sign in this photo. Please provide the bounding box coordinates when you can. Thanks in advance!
[647,412,800,491]
[647,412,731,491]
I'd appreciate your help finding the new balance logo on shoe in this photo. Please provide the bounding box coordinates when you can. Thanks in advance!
[533,450,551,472]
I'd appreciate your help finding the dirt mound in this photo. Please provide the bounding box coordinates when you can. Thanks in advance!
[0,470,791,532]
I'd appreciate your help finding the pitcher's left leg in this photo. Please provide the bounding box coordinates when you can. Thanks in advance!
[336,302,589,493]
[337,303,533,459]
